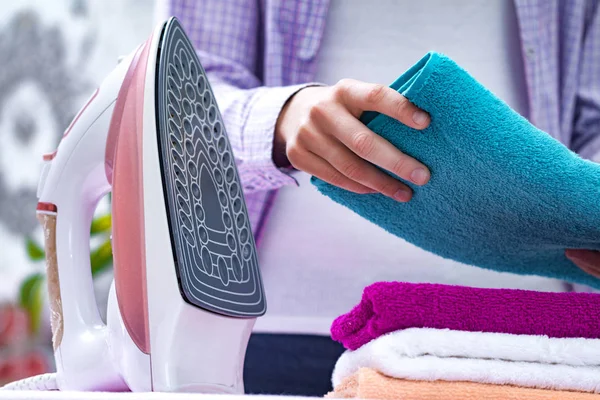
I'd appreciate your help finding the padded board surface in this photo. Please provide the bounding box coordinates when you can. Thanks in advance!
[155,18,265,317]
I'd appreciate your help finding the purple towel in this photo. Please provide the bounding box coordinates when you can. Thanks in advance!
[331,282,600,350]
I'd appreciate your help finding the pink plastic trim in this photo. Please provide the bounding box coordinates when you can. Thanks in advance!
[63,88,99,138]
[105,44,144,184]
[107,36,153,355]
[42,150,57,161]
[36,202,57,213]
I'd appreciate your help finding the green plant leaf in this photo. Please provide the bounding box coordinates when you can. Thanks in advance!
[90,239,113,276]
[90,214,112,235]
[18,273,45,334]
[25,237,45,261]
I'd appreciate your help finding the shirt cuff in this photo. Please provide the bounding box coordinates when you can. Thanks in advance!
[238,82,323,193]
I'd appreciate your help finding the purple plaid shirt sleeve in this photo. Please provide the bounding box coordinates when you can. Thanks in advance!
[572,0,600,160]
[515,0,600,160]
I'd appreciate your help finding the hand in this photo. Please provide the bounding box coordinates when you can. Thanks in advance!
[273,79,431,202]
[566,249,600,278]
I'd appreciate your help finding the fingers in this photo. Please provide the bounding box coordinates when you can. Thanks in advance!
[287,146,375,195]
[334,79,430,130]
[278,81,432,200]
[566,249,600,278]
[302,129,414,201]
[317,105,430,187]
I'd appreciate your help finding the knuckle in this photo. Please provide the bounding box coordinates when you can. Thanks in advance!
[327,170,345,187]
[391,157,409,176]
[297,120,311,136]
[393,95,410,115]
[333,79,352,97]
[296,122,316,146]
[340,161,362,180]
[365,84,387,105]
[377,180,399,196]
[285,140,302,162]
[308,101,329,121]
[335,78,353,89]
[352,131,375,157]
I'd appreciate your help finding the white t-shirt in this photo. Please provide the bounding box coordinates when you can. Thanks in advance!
[253,0,570,336]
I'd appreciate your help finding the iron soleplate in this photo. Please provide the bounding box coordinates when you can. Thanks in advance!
[155,18,266,317]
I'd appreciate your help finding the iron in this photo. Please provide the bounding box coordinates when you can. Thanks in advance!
[33,17,265,393]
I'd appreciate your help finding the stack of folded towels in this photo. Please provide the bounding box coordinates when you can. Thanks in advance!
[326,282,600,399]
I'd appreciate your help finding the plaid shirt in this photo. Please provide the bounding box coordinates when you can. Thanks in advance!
[163,0,600,242]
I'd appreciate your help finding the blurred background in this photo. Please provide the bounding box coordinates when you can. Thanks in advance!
[0,0,156,385]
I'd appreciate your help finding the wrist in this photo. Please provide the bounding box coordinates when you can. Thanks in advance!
[273,85,324,168]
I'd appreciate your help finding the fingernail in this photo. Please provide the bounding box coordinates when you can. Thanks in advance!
[412,110,428,126]
[393,188,412,202]
[410,168,430,185]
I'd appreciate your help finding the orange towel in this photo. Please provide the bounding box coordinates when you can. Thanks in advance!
[326,368,600,399]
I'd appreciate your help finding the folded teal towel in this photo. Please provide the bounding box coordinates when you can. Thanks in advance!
[311,52,600,288]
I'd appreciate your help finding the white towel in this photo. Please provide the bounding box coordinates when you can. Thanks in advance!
[332,328,600,393]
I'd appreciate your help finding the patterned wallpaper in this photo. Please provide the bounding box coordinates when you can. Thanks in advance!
[0,0,155,301]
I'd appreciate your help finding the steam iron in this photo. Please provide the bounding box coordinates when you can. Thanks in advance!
[32,17,266,393]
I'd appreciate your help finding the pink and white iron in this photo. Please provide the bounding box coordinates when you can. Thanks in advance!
[3,17,266,393]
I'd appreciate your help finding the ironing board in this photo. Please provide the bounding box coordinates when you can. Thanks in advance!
[0,392,313,400]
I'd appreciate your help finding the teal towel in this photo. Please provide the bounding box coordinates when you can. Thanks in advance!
[311,52,600,288]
